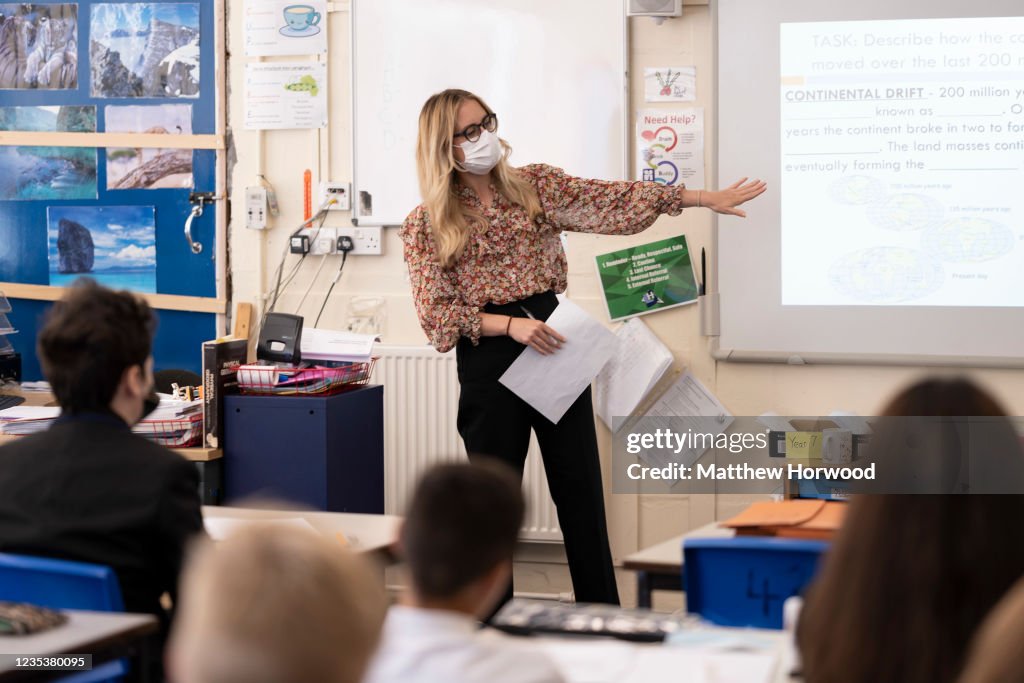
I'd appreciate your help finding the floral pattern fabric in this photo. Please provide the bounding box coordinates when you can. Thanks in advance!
[401,163,687,352]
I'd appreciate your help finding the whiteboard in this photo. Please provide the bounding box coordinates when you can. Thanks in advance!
[351,0,627,227]
[714,0,1024,366]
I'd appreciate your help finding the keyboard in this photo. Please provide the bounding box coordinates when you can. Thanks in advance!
[0,394,25,411]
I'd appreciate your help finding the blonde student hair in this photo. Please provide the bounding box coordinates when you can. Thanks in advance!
[415,88,541,269]
[168,525,387,683]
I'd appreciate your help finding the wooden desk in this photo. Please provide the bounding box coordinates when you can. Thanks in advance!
[0,610,157,681]
[622,522,735,609]
[0,434,221,462]
[202,505,402,563]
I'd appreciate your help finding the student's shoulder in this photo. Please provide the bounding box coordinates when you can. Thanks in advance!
[118,431,197,476]
[475,630,566,683]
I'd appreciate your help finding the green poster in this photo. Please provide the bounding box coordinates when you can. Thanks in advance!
[594,235,698,321]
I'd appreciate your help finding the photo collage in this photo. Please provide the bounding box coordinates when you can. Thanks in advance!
[0,3,203,293]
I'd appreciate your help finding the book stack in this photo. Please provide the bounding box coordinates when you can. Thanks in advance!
[202,337,248,449]
[0,395,203,447]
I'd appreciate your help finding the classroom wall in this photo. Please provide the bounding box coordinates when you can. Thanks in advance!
[226,2,1024,562]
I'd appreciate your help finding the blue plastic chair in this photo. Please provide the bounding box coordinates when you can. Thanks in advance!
[682,537,828,629]
[0,553,130,682]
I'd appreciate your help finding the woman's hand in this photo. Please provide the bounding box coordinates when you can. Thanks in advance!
[508,318,566,355]
[702,178,767,218]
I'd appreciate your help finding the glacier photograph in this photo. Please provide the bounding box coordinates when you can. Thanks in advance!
[0,4,78,90]
[90,3,200,98]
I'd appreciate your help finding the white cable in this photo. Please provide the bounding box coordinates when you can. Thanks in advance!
[295,254,329,315]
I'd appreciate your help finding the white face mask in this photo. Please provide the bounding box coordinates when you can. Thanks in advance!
[458,128,503,175]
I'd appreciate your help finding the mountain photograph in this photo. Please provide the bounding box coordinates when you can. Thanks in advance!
[90,3,200,98]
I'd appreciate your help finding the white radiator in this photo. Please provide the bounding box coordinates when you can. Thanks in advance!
[373,344,562,542]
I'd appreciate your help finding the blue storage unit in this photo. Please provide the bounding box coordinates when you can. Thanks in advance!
[682,536,828,629]
[223,386,384,513]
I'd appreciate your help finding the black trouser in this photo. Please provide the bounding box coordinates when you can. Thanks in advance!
[456,291,620,606]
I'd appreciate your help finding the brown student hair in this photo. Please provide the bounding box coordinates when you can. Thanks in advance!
[401,461,524,599]
[958,576,1024,683]
[37,278,156,414]
[797,377,1024,683]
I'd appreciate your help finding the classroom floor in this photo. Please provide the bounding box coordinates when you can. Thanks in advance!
[385,545,685,613]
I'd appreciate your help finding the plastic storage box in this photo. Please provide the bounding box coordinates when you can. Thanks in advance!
[682,536,828,629]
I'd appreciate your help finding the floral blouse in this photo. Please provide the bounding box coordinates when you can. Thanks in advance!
[401,163,687,352]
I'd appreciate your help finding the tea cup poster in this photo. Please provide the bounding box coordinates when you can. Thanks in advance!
[244,0,328,57]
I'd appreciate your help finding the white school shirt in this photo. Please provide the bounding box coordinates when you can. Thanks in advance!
[364,605,566,683]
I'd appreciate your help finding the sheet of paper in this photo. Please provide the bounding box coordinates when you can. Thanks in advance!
[644,66,697,102]
[639,371,734,468]
[499,298,617,424]
[301,327,379,362]
[204,516,319,542]
[594,318,673,431]
[538,638,778,683]
[244,62,327,130]
[0,406,60,421]
[245,0,328,57]
[537,639,635,682]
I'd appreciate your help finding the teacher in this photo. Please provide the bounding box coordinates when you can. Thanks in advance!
[401,88,765,606]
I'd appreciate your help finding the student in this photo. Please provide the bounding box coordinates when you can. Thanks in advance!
[403,87,767,606]
[364,462,565,683]
[798,378,1024,683]
[168,525,386,683]
[0,280,203,633]
[958,576,1024,683]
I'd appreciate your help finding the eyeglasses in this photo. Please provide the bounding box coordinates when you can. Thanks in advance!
[453,113,498,143]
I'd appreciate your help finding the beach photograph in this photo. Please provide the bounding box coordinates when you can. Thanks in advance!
[47,205,157,293]
[0,106,97,201]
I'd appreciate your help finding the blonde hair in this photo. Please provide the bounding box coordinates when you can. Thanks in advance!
[416,89,541,269]
[168,525,387,683]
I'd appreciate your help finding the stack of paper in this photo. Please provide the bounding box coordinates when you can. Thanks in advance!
[594,319,673,431]
[301,327,379,363]
[143,395,202,421]
[0,397,203,446]
[134,395,203,446]
[0,406,60,435]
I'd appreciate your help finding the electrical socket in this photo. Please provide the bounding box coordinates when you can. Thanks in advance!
[319,182,352,211]
[299,227,338,255]
[245,186,268,229]
[336,226,382,255]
